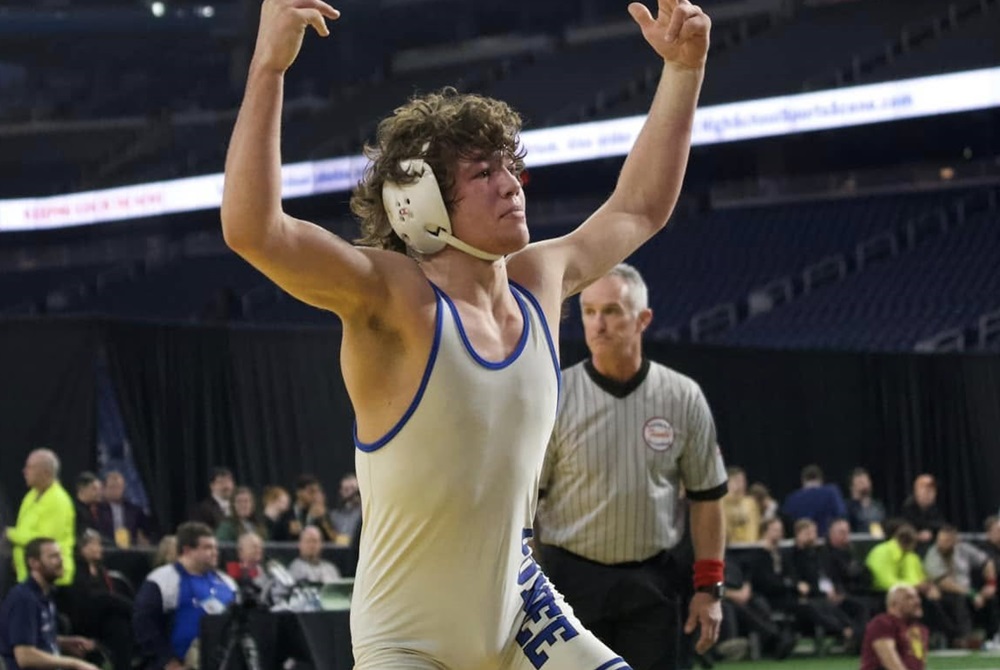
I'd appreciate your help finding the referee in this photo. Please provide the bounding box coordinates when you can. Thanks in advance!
[537,263,728,670]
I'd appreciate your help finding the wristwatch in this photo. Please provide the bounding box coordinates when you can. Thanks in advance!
[695,582,725,600]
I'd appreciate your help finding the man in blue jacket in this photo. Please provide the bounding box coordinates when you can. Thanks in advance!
[133,522,236,670]
[781,464,847,536]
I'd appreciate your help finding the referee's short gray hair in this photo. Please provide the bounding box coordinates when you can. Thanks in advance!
[606,263,649,313]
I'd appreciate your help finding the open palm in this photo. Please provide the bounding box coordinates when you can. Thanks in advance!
[629,0,711,70]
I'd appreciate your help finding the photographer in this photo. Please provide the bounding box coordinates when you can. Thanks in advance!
[133,523,236,670]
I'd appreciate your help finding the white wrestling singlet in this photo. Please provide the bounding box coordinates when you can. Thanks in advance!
[352,282,631,670]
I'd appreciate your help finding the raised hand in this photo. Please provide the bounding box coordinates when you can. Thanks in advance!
[628,0,711,70]
[254,0,341,73]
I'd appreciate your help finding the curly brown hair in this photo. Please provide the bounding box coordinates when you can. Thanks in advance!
[351,87,526,254]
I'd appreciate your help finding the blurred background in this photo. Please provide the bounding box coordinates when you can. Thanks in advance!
[0,0,998,662]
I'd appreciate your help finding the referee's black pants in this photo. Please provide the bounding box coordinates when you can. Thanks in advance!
[540,544,681,670]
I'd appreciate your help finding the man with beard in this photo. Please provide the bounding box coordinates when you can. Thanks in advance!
[860,585,929,670]
[0,538,99,670]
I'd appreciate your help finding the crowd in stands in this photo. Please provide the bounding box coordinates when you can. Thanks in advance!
[716,464,1000,662]
[2,447,998,668]
[1,449,361,669]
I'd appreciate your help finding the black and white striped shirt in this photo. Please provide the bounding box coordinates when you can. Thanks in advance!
[538,358,728,564]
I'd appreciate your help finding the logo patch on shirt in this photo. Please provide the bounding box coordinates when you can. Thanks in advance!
[643,417,675,451]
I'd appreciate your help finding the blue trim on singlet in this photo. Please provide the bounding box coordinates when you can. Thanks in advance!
[509,281,561,394]
[594,657,632,670]
[353,287,444,453]
[436,284,530,370]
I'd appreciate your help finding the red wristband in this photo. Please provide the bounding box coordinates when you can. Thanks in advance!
[693,559,725,589]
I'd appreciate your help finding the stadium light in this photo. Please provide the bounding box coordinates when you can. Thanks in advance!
[150,1,166,17]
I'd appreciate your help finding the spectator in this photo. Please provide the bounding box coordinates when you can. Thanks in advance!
[276,475,323,541]
[133,522,236,670]
[718,549,796,660]
[287,527,341,585]
[73,472,103,539]
[785,519,860,649]
[923,525,998,648]
[260,486,291,540]
[846,468,886,537]
[330,474,362,546]
[306,488,338,542]
[0,537,99,670]
[860,585,929,670]
[188,467,235,530]
[152,535,177,569]
[822,518,874,601]
[985,516,1000,568]
[780,464,848,536]
[900,475,946,544]
[866,523,960,644]
[225,532,270,594]
[215,486,268,542]
[749,482,779,524]
[5,449,76,585]
[723,466,760,544]
[96,470,155,548]
[984,516,1000,649]
[64,530,134,670]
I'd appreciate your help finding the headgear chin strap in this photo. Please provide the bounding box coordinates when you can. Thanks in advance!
[382,157,503,262]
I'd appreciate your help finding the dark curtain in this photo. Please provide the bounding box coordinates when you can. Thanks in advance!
[0,319,97,597]
[0,319,98,520]
[0,318,955,533]
[102,322,354,534]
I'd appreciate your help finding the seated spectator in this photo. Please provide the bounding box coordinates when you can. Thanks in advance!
[73,472,103,539]
[288,527,341,585]
[923,525,998,648]
[330,473,362,546]
[277,475,323,541]
[723,466,760,544]
[97,470,156,548]
[260,486,291,541]
[0,537,99,670]
[188,467,235,530]
[866,522,960,645]
[900,475,946,545]
[785,519,860,649]
[749,482,779,524]
[152,535,177,569]
[719,548,796,660]
[985,516,1000,649]
[860,585,929,670]
[225,532,270,594]
[822,519,875,607]
[215,486,268,542]
[846,468,886,537]
[64,530,134,670]
[133,522,236,670]
[781,464,848,536]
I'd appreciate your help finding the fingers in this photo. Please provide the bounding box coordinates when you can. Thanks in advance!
[627,2,655,30]
[295,7,331,36]
[694,613,720,653]
[665,3,703,42]
[291,0,341,19]
[678,9,711,41]
[683,608,698,634]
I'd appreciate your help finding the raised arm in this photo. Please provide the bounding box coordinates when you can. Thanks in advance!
[221,0,400,319]
[511,0,709,300]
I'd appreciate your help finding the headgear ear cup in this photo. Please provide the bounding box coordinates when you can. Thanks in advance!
[381,159,451,255]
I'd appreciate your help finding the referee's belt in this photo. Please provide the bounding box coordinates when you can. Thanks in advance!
[546,544,674,570]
